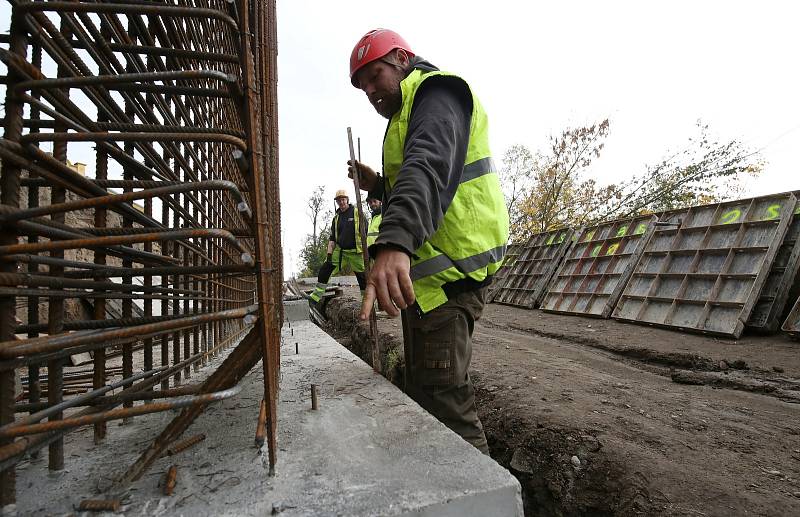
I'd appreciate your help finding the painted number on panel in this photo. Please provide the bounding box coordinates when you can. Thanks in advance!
[583,230,595,242]
[762,203,781,220]
[718,209,741,225]
[615,226,628,238]
[590,244,602,257]
[634,223,648,235]
[606,242,620,255]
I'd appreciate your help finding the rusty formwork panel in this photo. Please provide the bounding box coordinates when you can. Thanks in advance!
[746,195,800,332]
[540,216,657,318]
[0,0,281,509]
[613,193,796,338]
[492,228,574,308]
[486,241,521,303]
[783,295,800,337]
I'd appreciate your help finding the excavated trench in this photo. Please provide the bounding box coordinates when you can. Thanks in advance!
[318,295,660,517]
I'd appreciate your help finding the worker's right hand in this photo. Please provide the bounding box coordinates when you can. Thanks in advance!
[347,160,378,192]
[325,253,333,265]
[360,248,415,320]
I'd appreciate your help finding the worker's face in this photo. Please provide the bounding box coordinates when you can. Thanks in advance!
[355,50,409,119]
[367,198,381,211]
[335,196,349,211]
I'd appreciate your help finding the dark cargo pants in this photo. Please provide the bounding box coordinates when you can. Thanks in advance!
[401,287,489,454]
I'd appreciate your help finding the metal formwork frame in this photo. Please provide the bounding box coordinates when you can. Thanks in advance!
[486,241,521,303]
[613,193,795,338]
[0,0,281,507]
[783,295,800,337]
[493,228,574,309]
[746,195,800,332]
[540,215,657,318]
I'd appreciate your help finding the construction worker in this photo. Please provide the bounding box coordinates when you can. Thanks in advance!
[308,189,366,307]
[366,194,382,248]
[347,29,509,454]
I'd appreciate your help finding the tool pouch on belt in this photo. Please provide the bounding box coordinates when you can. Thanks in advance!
[411,310,461,393]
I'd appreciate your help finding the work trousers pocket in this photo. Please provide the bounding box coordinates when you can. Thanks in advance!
[412,311,460,392]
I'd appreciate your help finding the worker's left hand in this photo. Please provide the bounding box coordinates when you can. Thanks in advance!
[360,248,415,319]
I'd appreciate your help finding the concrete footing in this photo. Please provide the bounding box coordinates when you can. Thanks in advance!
[275,319,523,516]
[14,307,522,515]
[284,298,310,322]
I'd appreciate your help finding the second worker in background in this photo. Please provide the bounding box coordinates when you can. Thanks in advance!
[309,189,367,307]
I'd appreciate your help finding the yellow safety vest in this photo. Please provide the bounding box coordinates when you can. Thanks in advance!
[333,206,362,253]
[382,68,509,313]
[366,212,382,248]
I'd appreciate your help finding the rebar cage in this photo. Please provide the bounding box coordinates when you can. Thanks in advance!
[0,0,281,506]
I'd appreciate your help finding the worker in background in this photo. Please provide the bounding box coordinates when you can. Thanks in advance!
[366,194,382,248]
[308,189,366,308]
[346,29,509,454]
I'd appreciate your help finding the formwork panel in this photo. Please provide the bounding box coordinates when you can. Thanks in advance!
[747,197,800,331]
[486,242,521,303]
[493,228,574,308]
[540,216,656,318]
[783,295,800,337]
[613,193,796,337]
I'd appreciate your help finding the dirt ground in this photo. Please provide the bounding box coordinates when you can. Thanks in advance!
[315,286,800,517]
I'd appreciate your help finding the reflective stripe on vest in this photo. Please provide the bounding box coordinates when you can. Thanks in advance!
[411,244,507,281]
[461,156,497,183]
[381,68,509,313]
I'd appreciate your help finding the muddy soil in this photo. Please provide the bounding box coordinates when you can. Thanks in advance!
[312,286,800,517]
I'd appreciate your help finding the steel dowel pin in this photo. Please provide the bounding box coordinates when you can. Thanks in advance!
[255,398,267,447]
[311,384,318,410]
[164,433,206,456]
[78,499,121,512]
[295,342,298,354]
[163,465,178,496]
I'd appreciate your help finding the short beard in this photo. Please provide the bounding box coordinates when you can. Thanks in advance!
[375,90,402,119]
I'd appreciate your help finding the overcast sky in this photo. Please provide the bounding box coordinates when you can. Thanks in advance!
[278,0,800,277]
[1,2,797,279]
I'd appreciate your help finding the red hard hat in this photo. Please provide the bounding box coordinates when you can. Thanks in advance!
[349,29,414,87]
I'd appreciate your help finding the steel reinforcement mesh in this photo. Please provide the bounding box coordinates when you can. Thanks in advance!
[0,0,281,506]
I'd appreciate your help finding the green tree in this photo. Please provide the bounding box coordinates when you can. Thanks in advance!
[298,186,332,278]
[298,228,330,278]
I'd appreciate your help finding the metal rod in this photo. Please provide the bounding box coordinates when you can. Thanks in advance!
[346,128,381,373]
[0,386,241,438]
[1,367,165,432]
[0,0,281,503]
[311,384,318,411]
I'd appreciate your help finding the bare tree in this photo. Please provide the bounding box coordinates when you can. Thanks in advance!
[596,121,764,221]
[501,119,763,241]
[306,185,327,242]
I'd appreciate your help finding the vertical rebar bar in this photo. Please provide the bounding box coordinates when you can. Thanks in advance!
[0,8,28,506]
